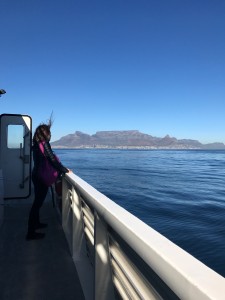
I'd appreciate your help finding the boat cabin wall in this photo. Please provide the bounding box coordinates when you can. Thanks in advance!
[0,114,32,199]
[0,169,4,227]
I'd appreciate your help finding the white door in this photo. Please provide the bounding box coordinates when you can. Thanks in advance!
[0,114,32,199]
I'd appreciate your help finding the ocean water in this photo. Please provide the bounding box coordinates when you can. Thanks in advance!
[55,149,225,277]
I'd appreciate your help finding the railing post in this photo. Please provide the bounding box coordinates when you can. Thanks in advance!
[71,186,87,260]
[62,178,73,252]
[94,212,115,300]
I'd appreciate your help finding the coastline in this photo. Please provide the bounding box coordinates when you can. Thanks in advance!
[52,145,225,150]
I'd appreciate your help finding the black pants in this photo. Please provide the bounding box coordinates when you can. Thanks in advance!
[27,172,49,234]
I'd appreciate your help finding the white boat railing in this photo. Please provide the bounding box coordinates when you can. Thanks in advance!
[61,172,225,300]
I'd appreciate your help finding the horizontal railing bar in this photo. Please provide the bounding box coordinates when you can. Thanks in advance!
[82,205,94,226]
[84,227,94,246]
[113,277,130,300]
[83,215,94,237]
[110,244,161,300]
[111,259,143,300]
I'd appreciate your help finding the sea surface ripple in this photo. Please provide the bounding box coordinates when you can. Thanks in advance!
[56,149,225,277]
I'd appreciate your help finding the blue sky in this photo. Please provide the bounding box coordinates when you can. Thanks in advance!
[1,0,225,144]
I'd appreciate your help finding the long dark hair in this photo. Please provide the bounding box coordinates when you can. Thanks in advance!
[33,113,54,143]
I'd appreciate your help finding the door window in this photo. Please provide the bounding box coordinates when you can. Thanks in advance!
[7,125,24,149]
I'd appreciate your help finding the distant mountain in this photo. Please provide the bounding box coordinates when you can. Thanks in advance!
[51,130,225,150]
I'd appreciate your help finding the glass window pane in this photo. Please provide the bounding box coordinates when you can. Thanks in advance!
[7,125,24,149]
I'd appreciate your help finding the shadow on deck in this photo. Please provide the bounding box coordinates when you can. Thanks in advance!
[0,194,85,300]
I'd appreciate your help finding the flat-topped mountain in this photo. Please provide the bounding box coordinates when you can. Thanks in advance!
[51,130,225,149]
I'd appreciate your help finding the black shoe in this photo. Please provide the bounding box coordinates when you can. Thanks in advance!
[26,232,45,240]
[35,223,48,229]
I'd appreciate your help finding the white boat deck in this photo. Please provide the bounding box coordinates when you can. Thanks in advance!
[0,193,85,300]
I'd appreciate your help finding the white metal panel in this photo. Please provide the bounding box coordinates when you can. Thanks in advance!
[94,213,115,300]
[0,114,32,199]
